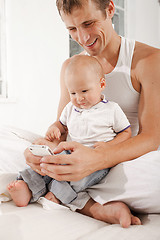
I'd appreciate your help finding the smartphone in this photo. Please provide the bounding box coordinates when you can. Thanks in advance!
[29,145,53,156]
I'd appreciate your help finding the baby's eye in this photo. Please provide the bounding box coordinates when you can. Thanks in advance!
[82,90,88,93]
[71,92,76,95]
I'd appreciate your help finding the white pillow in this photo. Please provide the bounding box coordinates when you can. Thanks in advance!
[88,150,160,214]
[0,125,42,173]
[0,125,42,202]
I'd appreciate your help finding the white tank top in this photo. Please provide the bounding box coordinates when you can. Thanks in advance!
[103,37,140,136]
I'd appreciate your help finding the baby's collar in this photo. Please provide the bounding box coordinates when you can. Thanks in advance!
[74,95,108,113]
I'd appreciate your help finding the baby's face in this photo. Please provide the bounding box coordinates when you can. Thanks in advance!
[66,69,104,109]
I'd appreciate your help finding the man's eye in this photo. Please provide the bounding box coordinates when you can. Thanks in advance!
[84,22,94,27]
[68,27,76,32]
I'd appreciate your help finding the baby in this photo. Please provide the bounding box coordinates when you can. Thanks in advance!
[7,55,131,207]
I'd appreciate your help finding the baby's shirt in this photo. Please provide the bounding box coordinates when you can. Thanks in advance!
[59,97,130,148]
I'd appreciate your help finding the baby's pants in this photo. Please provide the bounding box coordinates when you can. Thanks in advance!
[18,151,109,204]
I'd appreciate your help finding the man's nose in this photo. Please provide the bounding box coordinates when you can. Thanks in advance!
[77,28,90,45]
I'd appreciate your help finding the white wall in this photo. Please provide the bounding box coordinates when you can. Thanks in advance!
[126,0,160,48]
[0,0,69,135]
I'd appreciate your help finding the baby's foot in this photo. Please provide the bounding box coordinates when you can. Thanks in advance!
[7,180,32,207]
[45,192,60,204]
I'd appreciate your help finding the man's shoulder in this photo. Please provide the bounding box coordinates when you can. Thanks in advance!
[133,41,160,66]
[132,41,160,82]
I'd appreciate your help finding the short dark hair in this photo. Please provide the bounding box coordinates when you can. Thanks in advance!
[56,0,111,16]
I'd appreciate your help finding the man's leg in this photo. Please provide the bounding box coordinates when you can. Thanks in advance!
[77,199,141,228]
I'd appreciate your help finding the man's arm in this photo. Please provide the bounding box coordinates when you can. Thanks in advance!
[56,58,71,119]
[93,44,160,166]
[39,45,160,181]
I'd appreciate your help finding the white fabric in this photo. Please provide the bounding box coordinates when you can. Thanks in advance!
[0,126,160,239]
[60,98,130,147]
[0,125,41,203]
[103,37,140,136]
[88,150,160,214]
[0,125,160,213]
[1,201,160,240]
[0,126,31,173]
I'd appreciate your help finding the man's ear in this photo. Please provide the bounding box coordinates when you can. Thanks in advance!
[100,78,106,89]
[106,0,115,19]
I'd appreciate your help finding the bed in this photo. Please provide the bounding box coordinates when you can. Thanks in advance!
[0,125,160,240]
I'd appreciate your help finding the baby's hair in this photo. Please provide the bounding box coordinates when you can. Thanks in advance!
[66,55,104,80]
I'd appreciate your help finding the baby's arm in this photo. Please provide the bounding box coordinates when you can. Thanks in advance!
[45,121,67,141]
[109,127,132,145]
[94,127,131,149]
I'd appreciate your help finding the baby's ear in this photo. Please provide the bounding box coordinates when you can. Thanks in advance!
[100,78,106,89]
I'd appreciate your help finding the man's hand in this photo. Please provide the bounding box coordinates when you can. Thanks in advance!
[39,141,105,181]
[33,137,59,151]
[24,147,46,176]
[24,137,61,175]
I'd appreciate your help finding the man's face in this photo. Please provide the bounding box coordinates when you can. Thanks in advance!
[60,1,113,56]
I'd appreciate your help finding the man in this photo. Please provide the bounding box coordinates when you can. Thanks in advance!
[25,0,160,227]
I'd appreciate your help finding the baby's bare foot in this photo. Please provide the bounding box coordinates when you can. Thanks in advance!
[7,180,32,207]
[45,192,60,204]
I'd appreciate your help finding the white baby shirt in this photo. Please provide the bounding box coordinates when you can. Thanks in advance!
[59,98,130,148]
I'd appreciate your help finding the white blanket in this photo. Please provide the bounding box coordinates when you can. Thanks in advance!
[0,125,40,202]
[0,125,160,239]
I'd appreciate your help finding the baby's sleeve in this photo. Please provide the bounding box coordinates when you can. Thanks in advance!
[113,103,131,133]
[59,102,72,127]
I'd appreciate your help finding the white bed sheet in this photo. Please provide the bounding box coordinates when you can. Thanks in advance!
[1,200,160,240]
[0,125,160,239]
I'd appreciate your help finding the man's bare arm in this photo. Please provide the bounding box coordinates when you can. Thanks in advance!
[39,46,160,181]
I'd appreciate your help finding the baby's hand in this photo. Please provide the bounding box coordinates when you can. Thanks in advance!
[33,137,58,151]
[45,125,61,141]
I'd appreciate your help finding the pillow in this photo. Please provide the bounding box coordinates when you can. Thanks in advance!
[0,125,42,173]
[0,125,42,203]
[88,150,160,214]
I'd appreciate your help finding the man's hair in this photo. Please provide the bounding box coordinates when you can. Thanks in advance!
[56,0,111,16]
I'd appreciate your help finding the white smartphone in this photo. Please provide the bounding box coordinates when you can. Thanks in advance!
[29,145,54,156]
